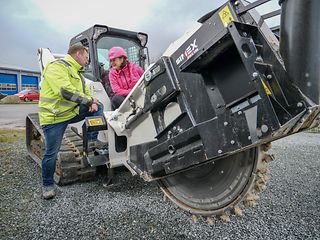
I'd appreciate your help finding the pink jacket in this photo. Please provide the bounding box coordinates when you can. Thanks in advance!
[109,63,144,96]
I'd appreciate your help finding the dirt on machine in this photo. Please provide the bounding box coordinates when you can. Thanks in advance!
[26,0,320,220]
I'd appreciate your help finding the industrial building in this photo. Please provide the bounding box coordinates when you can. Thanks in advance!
[0,64,40,95]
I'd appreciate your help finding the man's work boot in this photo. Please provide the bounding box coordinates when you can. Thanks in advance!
[42,185,56,200]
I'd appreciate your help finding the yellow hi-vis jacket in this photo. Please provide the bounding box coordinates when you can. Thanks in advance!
[39,54,93,126]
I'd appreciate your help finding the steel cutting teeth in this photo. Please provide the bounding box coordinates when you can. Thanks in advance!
[159,143,275,222]
[257,165,268,174]
[207,216,215,225]
[244,193,260,207]
[263,153,276,163]
[191,215,198,223]
[244,144,275,208]
[262,142,272,152]
[219,213,230,222]
[232,206,243,217]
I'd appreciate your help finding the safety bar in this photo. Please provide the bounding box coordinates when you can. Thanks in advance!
[236,0,272,14]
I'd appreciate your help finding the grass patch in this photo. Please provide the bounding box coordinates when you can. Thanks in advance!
[0,95,21,104]
[0,147,11,153]
[305,125,320,133]
[0,128,25,143]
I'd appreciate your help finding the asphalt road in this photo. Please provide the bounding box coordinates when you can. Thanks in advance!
[0,103,38,128]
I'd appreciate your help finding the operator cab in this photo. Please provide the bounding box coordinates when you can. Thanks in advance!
[69,25,150,163]
[69,25,149,97]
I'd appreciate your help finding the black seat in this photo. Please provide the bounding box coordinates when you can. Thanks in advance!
[99,63,115,99]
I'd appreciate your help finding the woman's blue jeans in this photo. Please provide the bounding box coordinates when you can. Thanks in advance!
[41,103,103,186]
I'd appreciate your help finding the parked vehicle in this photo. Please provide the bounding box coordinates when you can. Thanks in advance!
[15,89,39,101]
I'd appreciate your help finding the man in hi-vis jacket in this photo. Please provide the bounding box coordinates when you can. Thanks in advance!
[39,45,103,199]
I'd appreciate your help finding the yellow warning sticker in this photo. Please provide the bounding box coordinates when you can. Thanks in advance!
[218,5,234,27]
[88,118,103,126]
[261,79,272,95]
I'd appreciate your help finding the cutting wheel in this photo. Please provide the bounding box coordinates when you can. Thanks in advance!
[158,147,259,216]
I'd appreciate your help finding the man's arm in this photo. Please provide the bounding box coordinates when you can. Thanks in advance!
[44,63,93,106]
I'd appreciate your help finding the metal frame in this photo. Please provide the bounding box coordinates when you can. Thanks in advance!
[111,0,320,181]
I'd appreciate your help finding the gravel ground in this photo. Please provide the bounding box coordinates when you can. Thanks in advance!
[0,130,319,240]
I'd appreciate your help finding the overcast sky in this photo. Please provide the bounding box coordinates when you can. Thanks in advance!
[0,0,280,71]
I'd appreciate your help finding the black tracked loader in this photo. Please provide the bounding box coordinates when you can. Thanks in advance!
[26,0,320,218]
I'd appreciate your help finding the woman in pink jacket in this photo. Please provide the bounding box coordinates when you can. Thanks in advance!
[108,47,144,109]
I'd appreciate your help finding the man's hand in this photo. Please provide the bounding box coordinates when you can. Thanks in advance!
[92,98,99,104]
[89,98,99,112]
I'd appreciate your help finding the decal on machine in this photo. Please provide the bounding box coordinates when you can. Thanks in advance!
[261,79,272,95]
[88,117,104,126]
[144,64,163,86]
[176,39,199,65]
[218,5,234,27]
[150,86,167,104]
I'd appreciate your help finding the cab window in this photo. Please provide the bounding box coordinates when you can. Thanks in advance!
[96,36,141,72]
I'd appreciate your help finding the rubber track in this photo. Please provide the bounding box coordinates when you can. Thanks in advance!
[55,127,96,185]
[27,114,96,185]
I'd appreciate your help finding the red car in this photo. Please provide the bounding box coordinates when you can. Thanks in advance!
[15,89,40,101]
